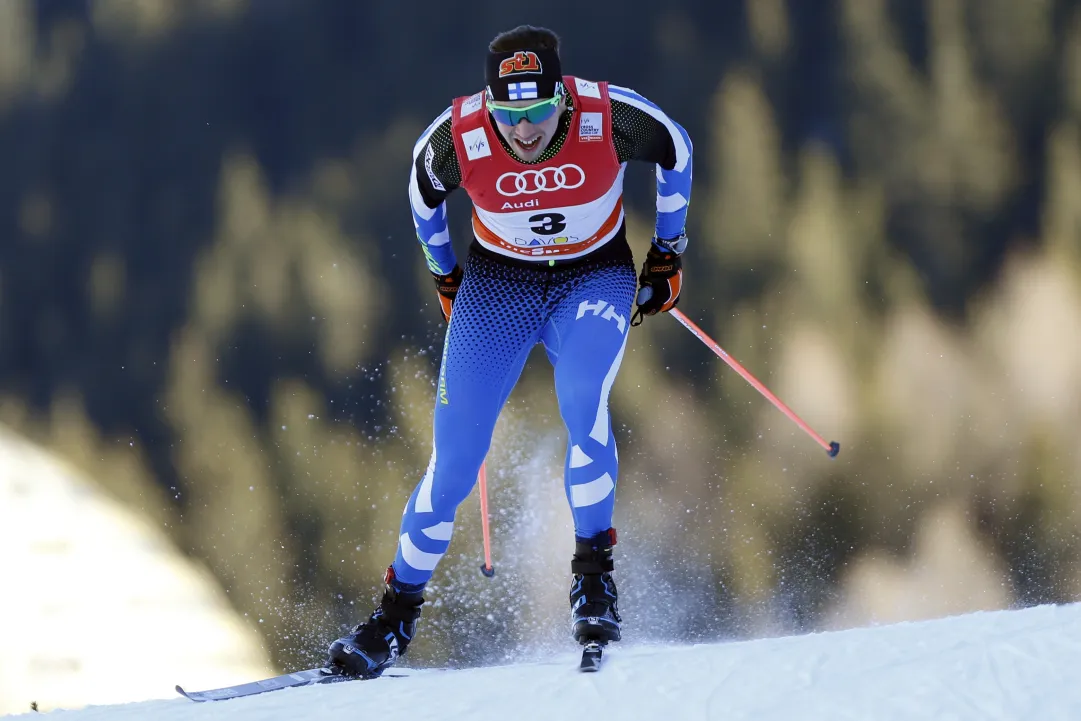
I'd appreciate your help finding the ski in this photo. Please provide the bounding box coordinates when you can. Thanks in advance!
[579,641,605,672]
[176,666,407,702]
[179,645,604,700]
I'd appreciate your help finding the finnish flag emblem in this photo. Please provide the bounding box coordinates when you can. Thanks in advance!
[507,82,538,100]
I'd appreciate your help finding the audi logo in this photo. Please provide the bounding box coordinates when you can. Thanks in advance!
[496,164,586,196]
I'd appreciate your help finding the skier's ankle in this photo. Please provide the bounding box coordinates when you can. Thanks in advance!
[572,528,617,575]
[382,566,425,606]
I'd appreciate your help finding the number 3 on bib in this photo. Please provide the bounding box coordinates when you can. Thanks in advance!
[529,213,568,235]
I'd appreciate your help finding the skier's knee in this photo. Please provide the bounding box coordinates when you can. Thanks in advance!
[415,450,485,517]
[557,384,609,442]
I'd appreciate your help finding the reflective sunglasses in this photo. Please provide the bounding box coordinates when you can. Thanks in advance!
[486,95,562,126]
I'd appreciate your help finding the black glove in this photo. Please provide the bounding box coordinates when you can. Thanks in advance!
[632,234,686,326]
[432,265,464,323]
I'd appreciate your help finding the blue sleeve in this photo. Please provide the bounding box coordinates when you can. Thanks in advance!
[408,107,459,275]
[608,85,693,243]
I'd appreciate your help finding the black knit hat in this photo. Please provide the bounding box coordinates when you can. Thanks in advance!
[485,48,563,102]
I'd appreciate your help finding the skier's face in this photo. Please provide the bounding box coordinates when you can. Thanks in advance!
[488,94,566,161]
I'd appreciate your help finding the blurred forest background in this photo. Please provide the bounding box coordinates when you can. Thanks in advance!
[2,0,1081,675]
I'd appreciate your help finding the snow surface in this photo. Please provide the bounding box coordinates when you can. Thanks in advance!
[0,428,274,716]
[7,603,1081,721]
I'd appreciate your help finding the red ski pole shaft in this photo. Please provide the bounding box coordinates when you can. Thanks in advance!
[670,309,840,458]
[478,461,495,576]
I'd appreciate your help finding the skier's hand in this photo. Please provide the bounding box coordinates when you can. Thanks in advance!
[632,234,686,326]
[432,265,463,323]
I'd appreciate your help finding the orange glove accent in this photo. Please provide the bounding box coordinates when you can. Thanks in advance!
[432,265,464,323]
[632,244,683,325]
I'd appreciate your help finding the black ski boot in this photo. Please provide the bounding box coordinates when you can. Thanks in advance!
[569,528,622,644]
[328,567,424,678]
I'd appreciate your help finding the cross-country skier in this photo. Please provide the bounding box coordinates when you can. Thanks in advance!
[328,24,693,677]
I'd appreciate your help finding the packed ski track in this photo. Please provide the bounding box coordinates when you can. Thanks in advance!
[8,603,1081,720]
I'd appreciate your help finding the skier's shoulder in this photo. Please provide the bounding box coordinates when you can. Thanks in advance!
[606,83,672,121]
[413,105,454,161]
[601,83,691,168]
[562,75,608,102]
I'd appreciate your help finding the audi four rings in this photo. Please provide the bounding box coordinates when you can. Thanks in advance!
[496,164,586,196]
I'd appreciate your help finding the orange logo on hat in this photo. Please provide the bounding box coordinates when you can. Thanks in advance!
[498,51,543,77]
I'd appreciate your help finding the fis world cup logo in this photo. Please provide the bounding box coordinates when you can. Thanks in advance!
[498,51,543,77]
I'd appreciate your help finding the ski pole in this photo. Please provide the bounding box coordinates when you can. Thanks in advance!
[478,461,495,576]
[670,308,840,458]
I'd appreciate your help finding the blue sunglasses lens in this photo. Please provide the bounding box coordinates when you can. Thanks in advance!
[489,99,560,126]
